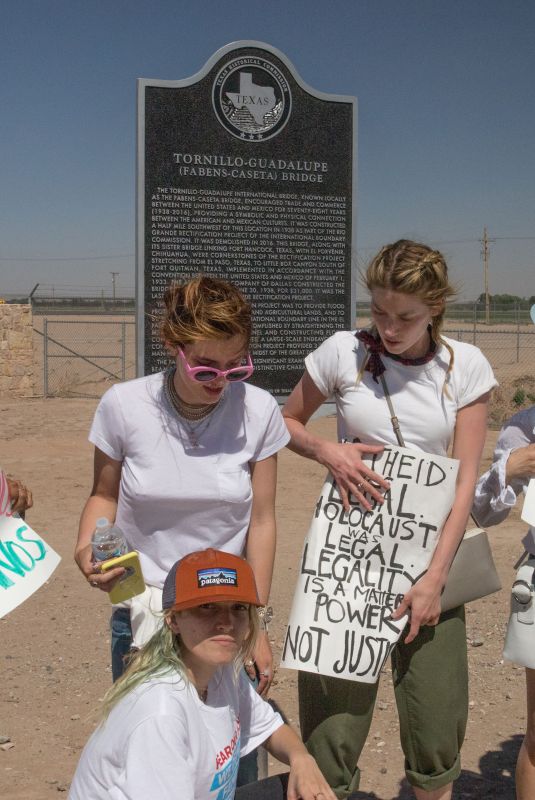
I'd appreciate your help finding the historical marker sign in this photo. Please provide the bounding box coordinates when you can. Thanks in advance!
[137,41,356,396]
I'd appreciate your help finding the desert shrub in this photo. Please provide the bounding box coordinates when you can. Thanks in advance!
[488,375,535,429]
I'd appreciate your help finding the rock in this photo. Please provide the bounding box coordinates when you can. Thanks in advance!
[0,736,10,745]
[70,714,80,721]
[471,638,484,647]
[0,742,15,751]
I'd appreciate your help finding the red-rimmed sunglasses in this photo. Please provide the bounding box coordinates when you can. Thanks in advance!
[177,348,254,383]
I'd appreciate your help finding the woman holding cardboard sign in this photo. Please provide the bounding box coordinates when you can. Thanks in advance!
[75,276,289,704]
[473,404,535,800]
[282,240,496,799]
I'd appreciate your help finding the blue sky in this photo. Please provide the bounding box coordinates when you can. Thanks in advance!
[1,0,534,300]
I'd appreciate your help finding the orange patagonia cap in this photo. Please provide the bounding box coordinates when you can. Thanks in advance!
[162,549,261,612]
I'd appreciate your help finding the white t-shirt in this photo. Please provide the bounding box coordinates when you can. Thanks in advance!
[89,374,290,587]
[305,331,497,457]
[69,667,283,800]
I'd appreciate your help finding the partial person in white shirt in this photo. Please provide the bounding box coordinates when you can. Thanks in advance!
[473,405,535,800]
[68,549,336,800]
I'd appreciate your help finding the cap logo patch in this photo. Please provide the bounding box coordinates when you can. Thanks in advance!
[197,568,238,588]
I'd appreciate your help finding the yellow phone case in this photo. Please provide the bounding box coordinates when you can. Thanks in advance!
[100,550,146,604]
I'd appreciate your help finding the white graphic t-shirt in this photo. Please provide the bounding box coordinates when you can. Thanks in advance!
[69,667,283,800]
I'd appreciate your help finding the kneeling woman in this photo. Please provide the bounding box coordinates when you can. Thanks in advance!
[69,549,335,800]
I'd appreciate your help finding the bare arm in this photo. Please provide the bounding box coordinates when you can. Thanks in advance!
[246,454,277,696]
[282,370,389,511]
[393,392,490,642]
[263,724,337,800]
[75,447,125,591]
[247,454,278,605]
[506,444,535,485]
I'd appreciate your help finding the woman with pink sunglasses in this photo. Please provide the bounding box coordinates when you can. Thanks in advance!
[75,277,289,719]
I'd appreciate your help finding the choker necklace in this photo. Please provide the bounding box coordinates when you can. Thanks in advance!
[355,329,437,383]
[165,368,218,421]
[163,368,225,448]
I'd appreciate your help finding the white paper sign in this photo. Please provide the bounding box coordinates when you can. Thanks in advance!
[281,445,459,683]
[0,471,61,617]
[522,479,535,527]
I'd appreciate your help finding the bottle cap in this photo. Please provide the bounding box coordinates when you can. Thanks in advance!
[512,581,532,604]
[95,517,110,532]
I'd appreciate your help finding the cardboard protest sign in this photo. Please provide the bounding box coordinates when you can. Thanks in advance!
[0,471,61,617]
[281,445,458,683]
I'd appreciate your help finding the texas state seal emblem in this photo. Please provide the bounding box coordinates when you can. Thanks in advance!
[212,55,292,141]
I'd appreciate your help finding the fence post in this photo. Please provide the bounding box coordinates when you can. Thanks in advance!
[121,322,126,381]
[44,318,49,397]
[473,302,477,345]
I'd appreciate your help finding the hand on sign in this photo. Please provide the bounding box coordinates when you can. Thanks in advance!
[506,443,535,485]
[6,476,33,514]
[391,572,442,644]
[317,440,389,511]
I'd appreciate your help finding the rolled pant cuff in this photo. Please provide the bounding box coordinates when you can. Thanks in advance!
[336,767,361,799]
[405,752,461,792]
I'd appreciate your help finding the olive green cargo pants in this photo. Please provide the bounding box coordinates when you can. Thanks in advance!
[298,606,468,798]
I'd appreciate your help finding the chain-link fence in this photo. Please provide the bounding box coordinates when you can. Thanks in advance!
[443,325,535,375]
[34,313,535,426]
[35,318,136,398]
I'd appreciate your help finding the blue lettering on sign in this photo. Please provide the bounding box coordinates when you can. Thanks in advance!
[0,525,48,590]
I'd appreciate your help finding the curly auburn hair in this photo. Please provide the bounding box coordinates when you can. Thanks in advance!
[160,275,252,349]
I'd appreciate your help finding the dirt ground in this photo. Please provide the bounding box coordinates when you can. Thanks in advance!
[0,398,527,799]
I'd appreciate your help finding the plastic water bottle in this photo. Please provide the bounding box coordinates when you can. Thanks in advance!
[91,517,128,562]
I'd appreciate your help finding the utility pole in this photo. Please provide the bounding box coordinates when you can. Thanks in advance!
[479,227,494,325]
[110,272,119,303]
